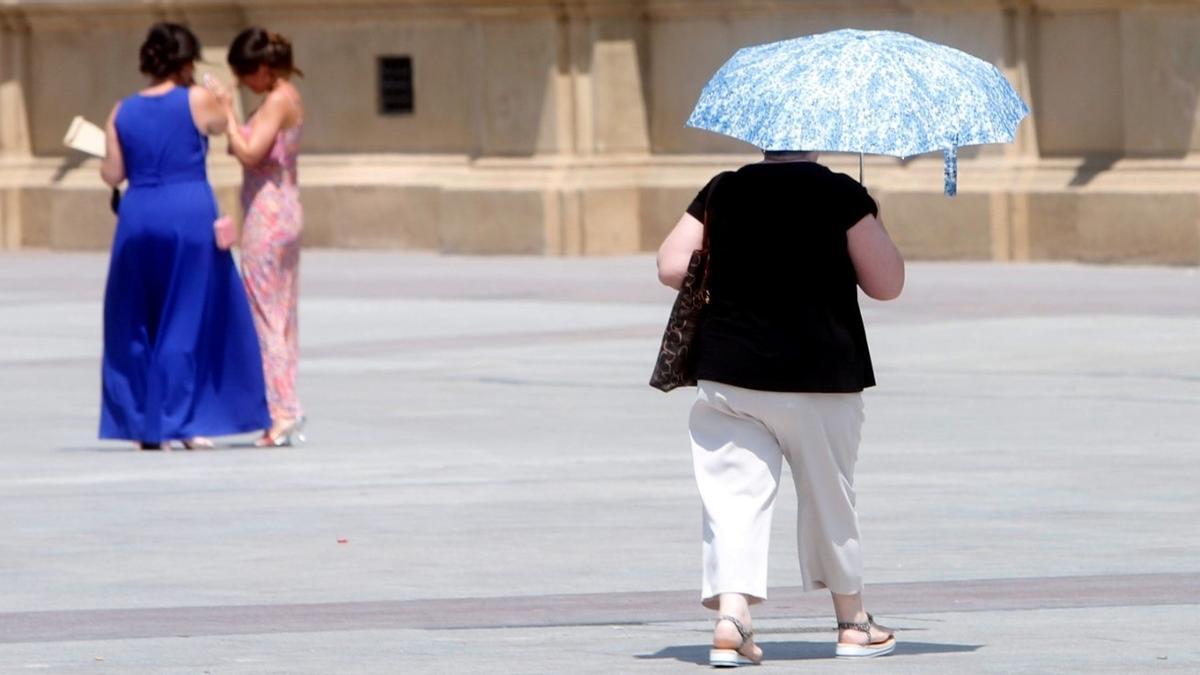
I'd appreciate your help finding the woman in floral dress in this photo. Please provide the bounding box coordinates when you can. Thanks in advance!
[220,27,306,446]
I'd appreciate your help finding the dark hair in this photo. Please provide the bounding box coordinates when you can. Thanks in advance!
[227,27,303,78]
[139,22,201,79]
[763,150,814,159]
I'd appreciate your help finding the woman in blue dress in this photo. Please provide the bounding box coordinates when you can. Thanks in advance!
[99,23,270,450]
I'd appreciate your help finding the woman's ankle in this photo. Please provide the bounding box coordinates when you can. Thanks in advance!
[715,592,753,622]
[831,591,867,624]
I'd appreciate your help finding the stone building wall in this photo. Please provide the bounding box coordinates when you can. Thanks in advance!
[1,0,1199,263]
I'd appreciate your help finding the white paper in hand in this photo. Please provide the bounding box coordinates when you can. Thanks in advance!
[63,116,107,158]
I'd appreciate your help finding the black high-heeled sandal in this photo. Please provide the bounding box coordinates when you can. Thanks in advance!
[835,613,895,658]
[709,614,762,668]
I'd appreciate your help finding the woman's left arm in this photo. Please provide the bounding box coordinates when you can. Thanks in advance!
[656,212,704,290]
[99,103,125,187]
[225,92,287,167]
[847,213,905,300]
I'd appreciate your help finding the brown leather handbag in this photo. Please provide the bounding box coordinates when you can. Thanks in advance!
[649,174,723,392]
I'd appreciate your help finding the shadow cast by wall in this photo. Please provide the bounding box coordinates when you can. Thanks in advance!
[51,151,89,183]
[1067,154,1120,187]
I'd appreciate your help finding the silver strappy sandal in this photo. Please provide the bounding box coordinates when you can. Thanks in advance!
[709,614,762,668]
[835,613,896,658]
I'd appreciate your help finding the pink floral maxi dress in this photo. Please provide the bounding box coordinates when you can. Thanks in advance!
[240,118,303,423]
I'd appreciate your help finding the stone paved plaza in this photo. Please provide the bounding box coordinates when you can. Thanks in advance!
[1,251,1198,673]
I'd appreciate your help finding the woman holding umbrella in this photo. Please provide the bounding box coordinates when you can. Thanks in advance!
[657,149,904,664]
[658,28,1027,665]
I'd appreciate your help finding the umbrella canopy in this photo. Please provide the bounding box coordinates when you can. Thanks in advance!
[686,29,1030,196]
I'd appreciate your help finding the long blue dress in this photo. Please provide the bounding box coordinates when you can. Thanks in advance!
[100,86,271,443]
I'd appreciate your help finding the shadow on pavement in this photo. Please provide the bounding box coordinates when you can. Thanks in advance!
[638,640,983,664]
[62,439,272,453]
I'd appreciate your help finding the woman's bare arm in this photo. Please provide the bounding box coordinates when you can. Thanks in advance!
[656,212,705,290]
[847,213,905,300]
[190,86,228,136]
[99,103,125,187]
[225,91,288,167]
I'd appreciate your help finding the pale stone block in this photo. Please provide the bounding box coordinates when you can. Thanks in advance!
[1035,11,1124,154]
[0,189,18,249]
[590,20,651,154]
[17,186,50,248]
[1119,8,1200,155]
[578,186,640,255]
[1,29,33,157]
[648,17,746,154]
[477,19,561,156]
[543,187,582,255]
[1023,192,1081,261]
[438,188,548,255]
[1074,193,1200,265]
[638,185,695,252]
[880,190,994,260]
[910,11,1005,65]
[27,21,146,156]
[564,17,594,155]
[47,187,114,250]
[303,184,439,249]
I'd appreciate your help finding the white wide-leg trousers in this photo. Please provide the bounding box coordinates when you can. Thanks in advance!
[689,380,866,608]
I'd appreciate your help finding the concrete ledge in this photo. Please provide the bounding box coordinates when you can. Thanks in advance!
[439,188,549,255]
[46,188,115,250]
[1074,192,1200,265]
[576,186,642,255]
[17,187,53,249]
[2,156,1199,264]
[638,184,695,253]
[1025,191,1081,261]
[876,190,994,261]
[304,184,441,249]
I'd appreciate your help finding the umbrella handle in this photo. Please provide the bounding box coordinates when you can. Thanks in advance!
[943,147,958,197]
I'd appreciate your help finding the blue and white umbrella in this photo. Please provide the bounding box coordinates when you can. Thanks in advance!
[686,29,1030,196]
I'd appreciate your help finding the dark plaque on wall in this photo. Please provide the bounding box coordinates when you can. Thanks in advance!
[378,56,414,115]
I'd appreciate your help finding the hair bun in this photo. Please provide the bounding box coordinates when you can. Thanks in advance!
[139,22,200,78]
[266,32,292,62]
[228,26,302,78]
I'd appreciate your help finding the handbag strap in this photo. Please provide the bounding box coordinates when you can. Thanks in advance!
[701,172,725,249]
[700,172,726,280]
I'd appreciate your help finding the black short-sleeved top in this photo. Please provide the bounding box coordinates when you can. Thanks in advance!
[685,161,879,393]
